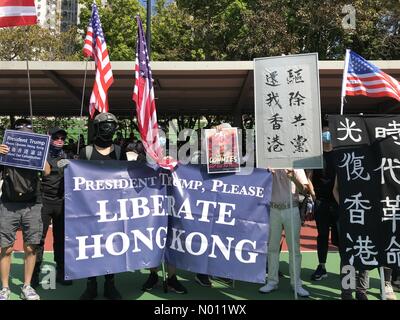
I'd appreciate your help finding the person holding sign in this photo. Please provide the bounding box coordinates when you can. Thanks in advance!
[259,169,311,297]
[309,121,339,281]
[32,127,72,288]
[0,119,41,300]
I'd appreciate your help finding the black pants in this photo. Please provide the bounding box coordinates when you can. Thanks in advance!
[315,200,339,264]
[34,200,65,276]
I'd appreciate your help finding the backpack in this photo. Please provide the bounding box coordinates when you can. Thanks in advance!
[1,166,38,202]
[84,144,122,160]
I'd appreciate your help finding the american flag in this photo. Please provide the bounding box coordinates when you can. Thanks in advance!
[0,0,37,28]
[133,16,174,168]
[343,50,400,102]
[83,3,113,118]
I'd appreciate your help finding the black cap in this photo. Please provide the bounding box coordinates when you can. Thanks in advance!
[48,127,67,137]
[14,118,33,132]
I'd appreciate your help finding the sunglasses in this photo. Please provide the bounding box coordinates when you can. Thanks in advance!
[52,136,66,141]
[15,124,33,129]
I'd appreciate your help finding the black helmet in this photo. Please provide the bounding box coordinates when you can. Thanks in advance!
[14,118,33,132]
[93,112,118,125]
[93,112,118,143]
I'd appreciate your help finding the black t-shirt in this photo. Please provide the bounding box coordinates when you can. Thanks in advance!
[0,165,40,203]
[312,151,336,201]
[41,153,67,203]
[79,144,127,161]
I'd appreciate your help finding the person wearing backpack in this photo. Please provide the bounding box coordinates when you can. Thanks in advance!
[32,127,73,288]
[0,119,42,300]
[78,112,126,300]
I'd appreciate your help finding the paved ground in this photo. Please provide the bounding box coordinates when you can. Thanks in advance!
[7,221,398,300]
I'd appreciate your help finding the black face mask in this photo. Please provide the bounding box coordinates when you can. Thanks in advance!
[96,122,117,142]
[94,137,113,148]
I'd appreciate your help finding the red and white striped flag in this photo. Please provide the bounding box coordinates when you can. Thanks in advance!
[83,3,113,118]
[133,16,176,168]
[0,0,37,28]
[342,49,400,101]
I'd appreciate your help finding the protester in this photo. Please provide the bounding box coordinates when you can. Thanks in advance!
[0,119,41,300]
[332,176,396,300]
[259,169,311,297]
[140,138,188,294]
[78,112,126,300]
[32,127,72,288]
[309,120,339,281]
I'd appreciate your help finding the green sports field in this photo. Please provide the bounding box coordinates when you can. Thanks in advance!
[6,251,399,300]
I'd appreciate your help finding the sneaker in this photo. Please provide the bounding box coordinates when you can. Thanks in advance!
[142,272,159,291]
[104,279,122,300]
[259,283,278,293]
[295,286,310,297]
[392,279,400,292]
[195,274,212,287]
[311,265,327,281]
[79,279,98,300]
[355,291,368,300]
[20,285,40,300]
[167,275,188,294]
[0,287,11,300]
[383,283,397,300]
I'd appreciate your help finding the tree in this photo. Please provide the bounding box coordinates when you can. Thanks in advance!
[176,0,251,60]
[233,0,400,60]
[0,25,80,61]
[79,0,144,61]
[151,0,201,60]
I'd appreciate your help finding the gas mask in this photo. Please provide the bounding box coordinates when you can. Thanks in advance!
[94,121,117,147]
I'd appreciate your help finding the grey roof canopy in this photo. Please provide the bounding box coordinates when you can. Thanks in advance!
[0,60,400,117]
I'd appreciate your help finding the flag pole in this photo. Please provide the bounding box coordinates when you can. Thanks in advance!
[76,59,89,155]
[340,49,351,115]
[25,42,33,121]
[380,267,386,300]
[288,174,298,300]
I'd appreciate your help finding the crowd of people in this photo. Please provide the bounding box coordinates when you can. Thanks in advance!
[0,114,399,300]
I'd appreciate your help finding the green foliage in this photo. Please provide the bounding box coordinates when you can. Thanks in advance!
[151,0,199,60]
[79,0,144,61]
[0,25,80,61]
[0,0,399,62]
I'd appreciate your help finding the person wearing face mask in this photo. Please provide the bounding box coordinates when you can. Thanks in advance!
[32,127,72,289]
[308,119,339,282]
[78,112,126,300]
[0,119,42,300]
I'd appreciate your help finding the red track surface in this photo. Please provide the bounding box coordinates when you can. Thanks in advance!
[13,221,336,252]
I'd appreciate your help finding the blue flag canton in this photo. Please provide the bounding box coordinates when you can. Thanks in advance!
[348,51,380,75]
[91,4,106,45]
[136,16,153,89]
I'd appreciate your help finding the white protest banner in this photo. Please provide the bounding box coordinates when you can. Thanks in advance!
[254,53,323,169]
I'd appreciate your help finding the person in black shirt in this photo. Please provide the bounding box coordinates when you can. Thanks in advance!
[78,112,125,300]
[309,120,339,281]
[32,127,72,289]
[0,119,41,300]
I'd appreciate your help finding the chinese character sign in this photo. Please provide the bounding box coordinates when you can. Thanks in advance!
[254,53,323,169]
[329,115,400,270]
